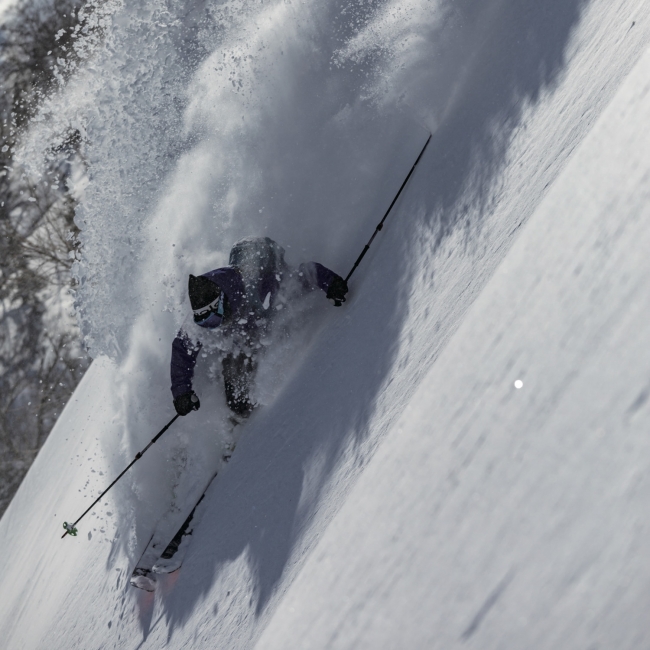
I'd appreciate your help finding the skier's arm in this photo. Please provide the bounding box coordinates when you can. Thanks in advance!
[170,332,202,399]
[299,262,339,292]
[299,262,348,303]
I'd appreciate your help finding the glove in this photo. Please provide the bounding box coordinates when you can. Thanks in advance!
[326,275,348,305]
[173,391,200,416]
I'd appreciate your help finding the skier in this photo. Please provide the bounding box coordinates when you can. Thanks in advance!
[170,237,348,418]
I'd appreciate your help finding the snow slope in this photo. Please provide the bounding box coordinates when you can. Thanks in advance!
[257,39,650,650]
[2,0,650,648]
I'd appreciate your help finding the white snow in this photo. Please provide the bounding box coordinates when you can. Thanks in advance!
[2,0,650,648]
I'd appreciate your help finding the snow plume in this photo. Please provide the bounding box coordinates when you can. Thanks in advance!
[11,0,420,548]
[17,0,589,367]
[10,0,592,552]
[16,0,460,365]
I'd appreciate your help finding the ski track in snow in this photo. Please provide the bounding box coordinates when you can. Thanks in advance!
[1,0,650,648]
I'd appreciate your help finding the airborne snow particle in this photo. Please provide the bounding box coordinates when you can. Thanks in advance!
[514,380,523,389]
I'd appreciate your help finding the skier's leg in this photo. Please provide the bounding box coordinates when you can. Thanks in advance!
[222,352,257,417]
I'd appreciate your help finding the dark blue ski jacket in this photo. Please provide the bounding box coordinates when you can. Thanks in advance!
[170,261,337,398]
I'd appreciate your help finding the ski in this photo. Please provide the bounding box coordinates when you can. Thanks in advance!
[130,479,216,590]
[151,488,211,575]
[130,438,236,591]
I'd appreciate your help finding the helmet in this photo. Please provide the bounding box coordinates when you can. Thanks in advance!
[189,274,225,327]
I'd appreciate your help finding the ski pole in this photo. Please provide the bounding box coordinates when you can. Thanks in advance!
[62,413,181,538]
[335,133,432,306]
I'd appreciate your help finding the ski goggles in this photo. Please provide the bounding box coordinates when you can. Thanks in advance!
[194,292,225,328]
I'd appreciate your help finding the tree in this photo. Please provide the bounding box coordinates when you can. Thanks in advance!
[0,0,93,515]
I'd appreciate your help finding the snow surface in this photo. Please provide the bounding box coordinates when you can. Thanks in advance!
[2,0,650,648]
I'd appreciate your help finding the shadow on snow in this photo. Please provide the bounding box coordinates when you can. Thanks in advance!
[137,0,587,642]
